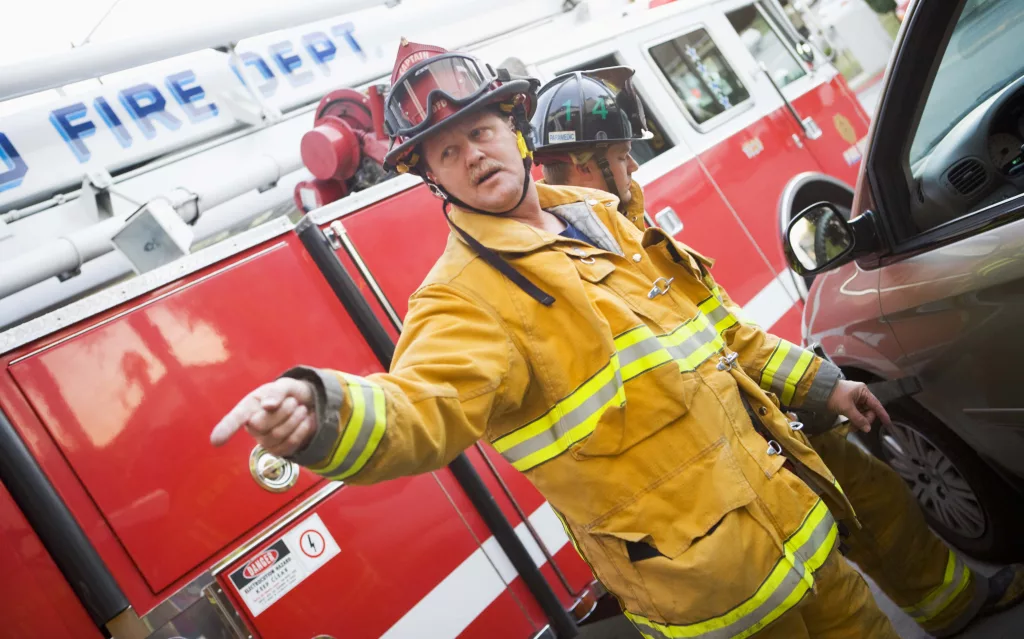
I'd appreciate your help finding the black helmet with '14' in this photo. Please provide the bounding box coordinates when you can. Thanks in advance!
[531,66,652,200]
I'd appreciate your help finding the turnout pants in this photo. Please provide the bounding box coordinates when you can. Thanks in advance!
[753,550,898,638]
[808,429,987,637]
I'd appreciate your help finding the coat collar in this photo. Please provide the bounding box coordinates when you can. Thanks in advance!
[624,179,646,223]
[447,182,621,254]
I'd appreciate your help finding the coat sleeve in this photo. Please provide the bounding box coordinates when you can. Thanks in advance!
[281,283,530,485]
[708,275,841,413]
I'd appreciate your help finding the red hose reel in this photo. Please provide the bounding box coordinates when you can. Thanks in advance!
[295,86,390,212]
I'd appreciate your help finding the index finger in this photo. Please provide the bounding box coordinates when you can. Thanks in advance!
[864,391,892,428]
[210,394,261,446]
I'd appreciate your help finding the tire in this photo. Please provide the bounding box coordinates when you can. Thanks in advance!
[861,398,1024,563]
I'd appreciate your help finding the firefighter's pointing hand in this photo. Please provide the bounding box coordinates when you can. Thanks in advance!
[210,378,317,457]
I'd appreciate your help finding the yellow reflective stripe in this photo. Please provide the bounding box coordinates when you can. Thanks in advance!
[312,372,366,472]
[760,342,791,392]
[493,355,628,471]
[614,324,653,350]
[831,478,855,517]
[658,312,726,371]
[699,295,738,335]
[902,551,972,622]
[510,381,625,471]
[345,381,387,478]
[617,325,673,381]
[625,500,837,639]
[492,357,620,454]
[495,309,735,472]
[760,341,814,405]
[660,315,706,348]
[832,478,846,496]
[315,373,387,480]
[782,349,814,405]
[625,347,673,380]
[677,333,725,371]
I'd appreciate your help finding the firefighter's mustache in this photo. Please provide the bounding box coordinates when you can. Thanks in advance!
[471,162,505,186]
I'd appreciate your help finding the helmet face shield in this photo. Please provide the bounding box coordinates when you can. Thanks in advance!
[385,54,498,138]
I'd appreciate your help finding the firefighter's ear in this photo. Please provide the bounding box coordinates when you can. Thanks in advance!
[576,162,593,176]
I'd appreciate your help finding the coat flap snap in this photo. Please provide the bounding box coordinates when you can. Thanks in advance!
[569,255,617,284]
[586,438,756,559]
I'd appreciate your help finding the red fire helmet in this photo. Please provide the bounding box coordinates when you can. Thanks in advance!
[382,39,538,172]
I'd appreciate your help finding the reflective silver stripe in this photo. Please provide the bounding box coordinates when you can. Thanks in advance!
[664,318,722,369]
[760,341,814,405]
[316,375,387,480]
[630,570,806,639]
[499,368,624,464]
[324,383,377,478]
[706,303,731,326]
[619,333,670,376]
[626,501,837,639]
[495,313,728,471]
[772,346,804,389]
[901,551,972,622]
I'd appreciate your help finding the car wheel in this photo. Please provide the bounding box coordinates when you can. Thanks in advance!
[863,399,1024,562]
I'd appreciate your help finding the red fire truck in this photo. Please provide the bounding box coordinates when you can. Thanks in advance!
[0,0,871,637]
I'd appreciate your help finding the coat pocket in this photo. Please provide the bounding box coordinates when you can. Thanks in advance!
[574,364,699,458]
[586,437,756,559]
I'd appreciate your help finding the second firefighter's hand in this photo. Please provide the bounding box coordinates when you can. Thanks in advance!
[210,378,317,457]
[825,380,891,433]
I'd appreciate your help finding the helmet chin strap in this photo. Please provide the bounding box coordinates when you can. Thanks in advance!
[428,108,556,307]
[434,150,555,306]
[593,152,626,214]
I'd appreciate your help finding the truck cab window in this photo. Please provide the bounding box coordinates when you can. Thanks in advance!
[774,0,812,40]
[727,4,807,88]
[558,54,673,165]
[649,29,751,125]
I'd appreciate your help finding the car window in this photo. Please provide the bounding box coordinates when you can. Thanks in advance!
[903,0,1024,232]
[726,3,807,89]
[557,54,673,165]
[649,28,751,126]
[910,0,1021,165]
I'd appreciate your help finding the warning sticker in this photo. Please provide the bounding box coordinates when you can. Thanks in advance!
[228,513,340,616]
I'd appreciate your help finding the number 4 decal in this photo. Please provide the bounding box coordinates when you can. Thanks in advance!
[562,98,608,123]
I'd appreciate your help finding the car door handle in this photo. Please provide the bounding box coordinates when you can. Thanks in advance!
[867,376,923,405]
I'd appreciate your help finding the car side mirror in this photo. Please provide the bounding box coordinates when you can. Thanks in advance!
[784,202,856,275]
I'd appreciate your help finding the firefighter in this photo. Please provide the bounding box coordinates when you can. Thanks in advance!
[211,40,911,637]
[531,66,1024,637]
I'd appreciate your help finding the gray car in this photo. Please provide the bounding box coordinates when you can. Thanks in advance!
[783,0,1024,563]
